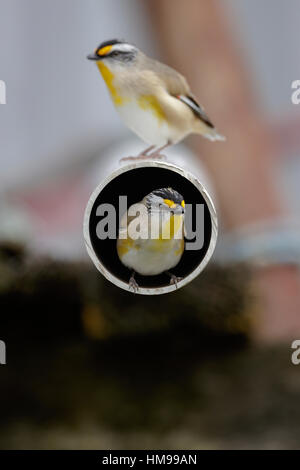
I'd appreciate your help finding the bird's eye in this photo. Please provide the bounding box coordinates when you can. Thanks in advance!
[111,51,120,57]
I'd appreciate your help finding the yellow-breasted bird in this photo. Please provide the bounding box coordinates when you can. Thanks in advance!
[117,188,185,291]
[88,39,225,159]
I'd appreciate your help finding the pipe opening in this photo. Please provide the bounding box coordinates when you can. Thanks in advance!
[84,161,217,294]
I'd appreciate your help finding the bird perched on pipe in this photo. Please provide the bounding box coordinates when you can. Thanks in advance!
[117,188,185,291]
[87,39,225,159]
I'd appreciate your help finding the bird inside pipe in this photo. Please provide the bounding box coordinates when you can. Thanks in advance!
[116,187,186,292]
[87,165,213,293]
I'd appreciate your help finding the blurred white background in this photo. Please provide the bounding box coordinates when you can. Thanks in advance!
[0,0,299,257]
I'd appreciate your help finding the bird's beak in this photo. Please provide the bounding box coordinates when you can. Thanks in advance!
[87,53,101,61]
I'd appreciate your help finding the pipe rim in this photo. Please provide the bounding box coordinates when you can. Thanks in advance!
[83,160,218,295]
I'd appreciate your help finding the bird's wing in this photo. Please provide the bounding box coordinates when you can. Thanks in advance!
[176,94,214,128]
[148,58,190,96]
[148,58,214,128]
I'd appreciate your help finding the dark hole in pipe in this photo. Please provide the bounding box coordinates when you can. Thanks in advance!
[89,167,212,289]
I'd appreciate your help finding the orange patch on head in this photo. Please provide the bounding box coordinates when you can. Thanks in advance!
[97,45,113,56]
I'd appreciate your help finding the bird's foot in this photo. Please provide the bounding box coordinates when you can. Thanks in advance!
[120,144,168,163]
[144,151,166,161]
[147,143,170,160]
[129,274,139,293]
[166,272,183,288]
[120,152,166,162]
[120,145,155,162]
[120,154,160,162]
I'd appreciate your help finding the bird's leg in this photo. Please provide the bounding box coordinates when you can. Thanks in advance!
[120,145,156,162]
[147,142,170,159]
[120,142,170,163]
[165,271,183,288]
[139,145,156,157]
[129,271,139,293]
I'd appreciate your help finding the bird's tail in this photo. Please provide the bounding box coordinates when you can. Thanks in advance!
[203,128,226,142]
[194,120,226,142]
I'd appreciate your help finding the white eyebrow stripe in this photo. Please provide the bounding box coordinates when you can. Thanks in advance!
[111,43,136,53]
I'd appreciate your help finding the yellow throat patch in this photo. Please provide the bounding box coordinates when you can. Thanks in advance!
[97,62,125,106]
[161,214,183,240]
[152,214,184,254]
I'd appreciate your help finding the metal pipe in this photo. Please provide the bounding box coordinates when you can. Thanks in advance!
[83,159,217,295]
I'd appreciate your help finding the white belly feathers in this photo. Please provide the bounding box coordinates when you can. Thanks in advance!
[117,98,170,146]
